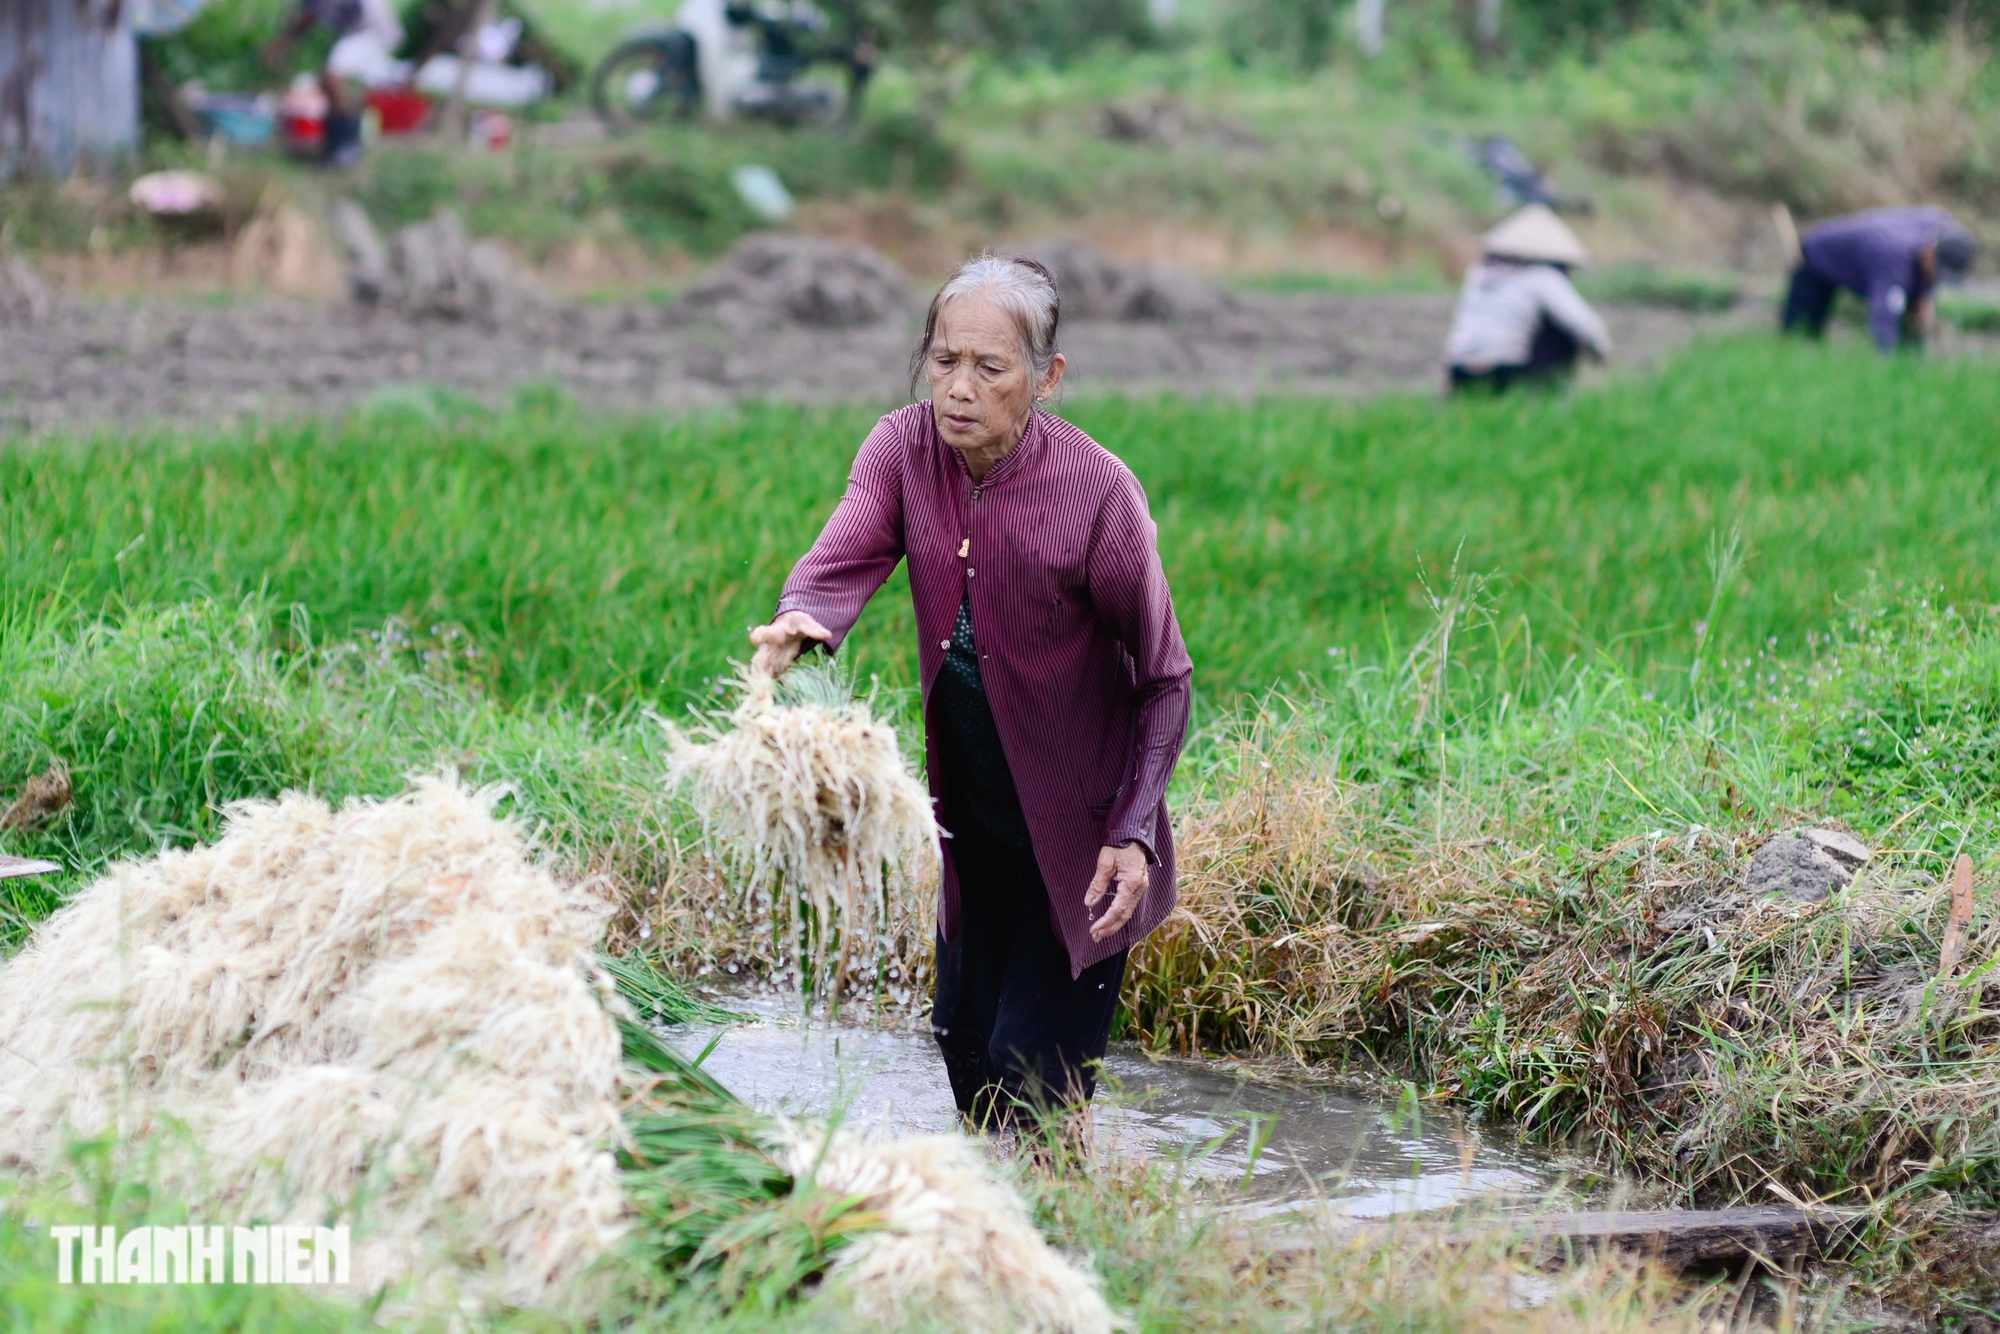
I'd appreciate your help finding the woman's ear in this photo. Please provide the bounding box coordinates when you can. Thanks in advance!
[1037,352,1068,402]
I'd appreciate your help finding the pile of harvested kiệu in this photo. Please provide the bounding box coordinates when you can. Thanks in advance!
[0,752,1111,1328]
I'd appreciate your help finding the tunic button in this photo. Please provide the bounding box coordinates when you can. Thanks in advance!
[941,640,950,650]
[967,568,975,577]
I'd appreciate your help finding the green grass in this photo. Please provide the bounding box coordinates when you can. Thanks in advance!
[1939,293,2000,334]
[6,334,1997,892]
[1228,269,1449,294]
[6,335,1999,972]
[1575,267,1742,312]
[5,338,1998,715]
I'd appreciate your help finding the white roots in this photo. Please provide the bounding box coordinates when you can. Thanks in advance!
[662,669,938,1000]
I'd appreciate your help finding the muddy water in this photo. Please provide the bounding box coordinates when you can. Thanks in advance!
[667,994,1553,1217]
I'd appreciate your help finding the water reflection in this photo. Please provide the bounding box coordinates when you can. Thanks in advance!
[666,995,1551,1217]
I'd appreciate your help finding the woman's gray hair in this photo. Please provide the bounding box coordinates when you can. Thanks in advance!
[908,252,1062,398]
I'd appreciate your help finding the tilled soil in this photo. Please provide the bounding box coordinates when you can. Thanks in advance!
[4,289,1747,434]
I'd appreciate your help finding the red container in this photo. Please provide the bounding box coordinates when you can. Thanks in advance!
[367,87,431,135]
[282,114,324,151]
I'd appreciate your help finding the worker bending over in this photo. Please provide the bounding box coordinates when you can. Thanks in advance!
[1782,207,1975,353]
[1444,205,1612,394]
[264,0,405,167]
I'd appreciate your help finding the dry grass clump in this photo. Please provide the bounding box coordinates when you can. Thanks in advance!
[1129,707,1545,1063]
[659,667,937,1004]
[0,776,628,1311]
[1129,710,2000,1227]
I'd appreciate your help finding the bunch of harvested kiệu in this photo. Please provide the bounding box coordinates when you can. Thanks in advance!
[0,777,628,1313]
[660,663,937,999]
[0,772,1111,1327]
[620,1017,1116,1334]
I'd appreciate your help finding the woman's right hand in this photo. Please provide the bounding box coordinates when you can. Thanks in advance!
[748,610,833,678]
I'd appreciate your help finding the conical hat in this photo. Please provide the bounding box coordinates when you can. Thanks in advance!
[1480,204,1590,267]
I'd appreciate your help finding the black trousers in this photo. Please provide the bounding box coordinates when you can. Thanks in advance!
[931,814,1127,1128]
[1449,316,1582,394]
[1782,264,1838,337]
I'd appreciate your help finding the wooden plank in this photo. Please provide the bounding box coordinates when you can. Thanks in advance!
[0,854,60,880]
[1509,1206,1865,1268]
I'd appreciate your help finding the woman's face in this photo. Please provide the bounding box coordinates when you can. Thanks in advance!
[923,294,1058,462]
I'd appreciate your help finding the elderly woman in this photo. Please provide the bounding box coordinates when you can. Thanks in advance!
[749,254,1193,1128]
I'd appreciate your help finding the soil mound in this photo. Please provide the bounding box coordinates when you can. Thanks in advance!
[0,256,53,326]
[1747,827,1871,902]
[1012,236,1235,322]
[678,232,915,331]
[332,201,529,321]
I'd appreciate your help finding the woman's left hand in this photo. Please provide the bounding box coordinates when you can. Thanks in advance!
[1085,843,1149,942]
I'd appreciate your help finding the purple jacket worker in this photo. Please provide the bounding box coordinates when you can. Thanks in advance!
[1782,207,1975,352]
[750,254,1193,1130]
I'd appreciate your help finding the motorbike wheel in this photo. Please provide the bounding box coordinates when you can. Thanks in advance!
[591,34,700,131]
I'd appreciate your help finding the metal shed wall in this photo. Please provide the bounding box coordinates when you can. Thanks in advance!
[1,0,139,181]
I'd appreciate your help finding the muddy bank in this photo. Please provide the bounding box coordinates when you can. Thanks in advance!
[0,288,1755,434]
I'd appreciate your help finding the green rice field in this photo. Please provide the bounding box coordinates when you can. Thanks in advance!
[7,337,1998,710]
[5,336,2000,1327]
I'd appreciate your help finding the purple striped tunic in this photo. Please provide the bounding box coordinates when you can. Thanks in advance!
[776,402,1194,978]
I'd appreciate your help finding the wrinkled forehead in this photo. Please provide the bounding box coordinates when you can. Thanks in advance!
[931,291,1029,361]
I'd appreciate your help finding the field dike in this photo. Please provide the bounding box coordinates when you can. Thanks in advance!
[0,773,1112,1327]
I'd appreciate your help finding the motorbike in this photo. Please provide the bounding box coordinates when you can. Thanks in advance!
[591,0,873,130]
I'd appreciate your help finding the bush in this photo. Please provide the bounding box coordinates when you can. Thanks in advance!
[849,108,963,192]
[1224,0,1345,70]
[141,0,319,94]
[1221,0,2000,72]
[607,156,765,255]
[1579,267,1740,312]
[349,146,464,229]
[830,0,1156,66]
